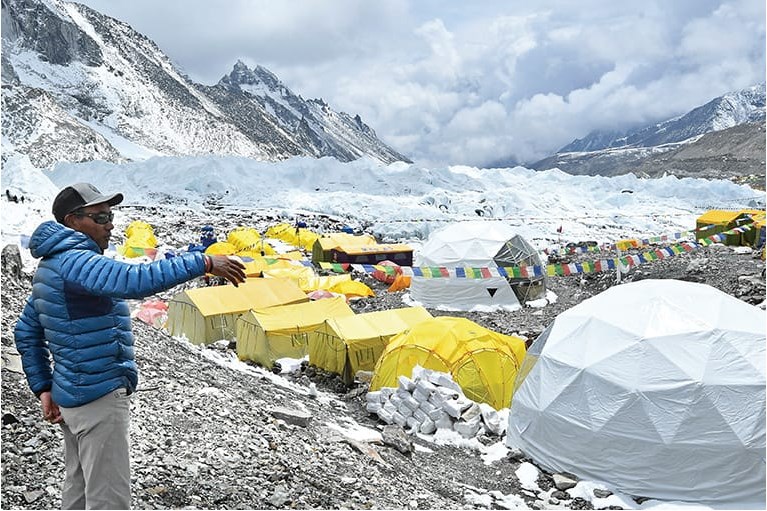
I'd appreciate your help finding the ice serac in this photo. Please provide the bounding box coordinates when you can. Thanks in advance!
[0,0,411,167]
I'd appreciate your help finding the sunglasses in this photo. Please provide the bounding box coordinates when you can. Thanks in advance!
[74,211,114,225]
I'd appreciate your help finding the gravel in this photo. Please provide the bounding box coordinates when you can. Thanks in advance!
[2,208,764,510]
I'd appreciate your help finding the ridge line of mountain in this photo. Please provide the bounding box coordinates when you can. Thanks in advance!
[1,0,411,168]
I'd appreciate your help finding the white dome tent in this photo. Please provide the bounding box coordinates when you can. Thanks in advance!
[409,221,544,311]
[507,279,766,507]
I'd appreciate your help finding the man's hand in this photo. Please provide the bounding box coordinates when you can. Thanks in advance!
[39,391,63,424]
[208,255,247,286]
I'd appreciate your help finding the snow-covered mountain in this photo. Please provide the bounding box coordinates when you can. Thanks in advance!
[0,0,411,168]
[531,84,765,179]
[559,84,766,153]
[201,61,411,164]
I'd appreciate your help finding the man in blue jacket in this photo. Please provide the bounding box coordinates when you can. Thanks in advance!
[14,183,246,510]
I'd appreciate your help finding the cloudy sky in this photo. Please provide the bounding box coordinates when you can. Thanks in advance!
[77,0,765,167]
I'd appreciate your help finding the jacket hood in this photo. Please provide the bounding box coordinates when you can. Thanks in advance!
[29,220,101,259]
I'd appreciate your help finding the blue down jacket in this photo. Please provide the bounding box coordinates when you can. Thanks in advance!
[14,221,207,408]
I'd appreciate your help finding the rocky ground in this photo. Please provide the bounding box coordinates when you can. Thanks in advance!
[1,208,765,510]
[530,122,766,192]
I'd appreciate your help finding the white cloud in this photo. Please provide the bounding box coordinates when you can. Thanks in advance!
[74,0,767,166]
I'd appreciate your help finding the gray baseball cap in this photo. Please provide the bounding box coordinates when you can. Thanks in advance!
[52,183,123,223]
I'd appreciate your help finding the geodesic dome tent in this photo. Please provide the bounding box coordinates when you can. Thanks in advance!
[507,279,766,507]
[410,221,544,310]
[493,234,546,301]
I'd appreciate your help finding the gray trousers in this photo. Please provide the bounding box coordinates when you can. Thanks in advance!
[59,388,131,510]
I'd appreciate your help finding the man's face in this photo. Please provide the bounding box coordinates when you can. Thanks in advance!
[65,203,114,250]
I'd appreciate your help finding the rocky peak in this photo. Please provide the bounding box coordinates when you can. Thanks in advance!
[1,0,103,67]
[252,65,283,90]
[220,60,285,94]
[220,59,257,87]
[2,0,411,166]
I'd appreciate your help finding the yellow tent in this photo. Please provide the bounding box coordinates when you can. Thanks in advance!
[227,226,260,247]
[614,239,640,251]
[328,279,375,298]
[166,279,308,345]
[262,265,316,284]
[228,227,277,255]
[125,220,154,238]
[265,222,295,240]
[240,256,299,277]
[265,223,319,251]
[236,243,276,256]
[739,209,766,248]
[331,243,413,266]
[370,317,526,410]
[308,306,433,384]
[263,267,352,292]
[119,220,158,258]
[312,233,377,263]
[204,241,238,255]
[236,296,355,367]
[696,210,754,246]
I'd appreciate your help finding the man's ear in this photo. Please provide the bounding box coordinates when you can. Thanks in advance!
[63,214,77,228]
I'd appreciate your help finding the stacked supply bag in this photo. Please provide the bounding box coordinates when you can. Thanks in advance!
[365,366,507,438]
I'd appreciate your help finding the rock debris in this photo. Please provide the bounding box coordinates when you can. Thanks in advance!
[2,208,763,510]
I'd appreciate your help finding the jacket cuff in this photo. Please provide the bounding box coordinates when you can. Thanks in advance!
[34,386,52,399]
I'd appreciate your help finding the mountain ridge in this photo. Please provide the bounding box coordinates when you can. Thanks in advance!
[529,84,765,185]
[1,0,411,168]
[559,84,766,153]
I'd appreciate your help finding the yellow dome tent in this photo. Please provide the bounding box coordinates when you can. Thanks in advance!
[328,279,375,298]
[125,220,153,239]
[265,223,319,251]
[370,317,526,410]
[237,243,276,256]
[204,241,238,255]
[119,220,158,258]
[227,226,260,248]
[227,227,277,255]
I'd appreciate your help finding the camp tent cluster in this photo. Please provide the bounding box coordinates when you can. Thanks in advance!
[166,279,308,344]
[308,306,433,384]
[236,296,355,367]
[155,217,765,507]
[161,221,532,408]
